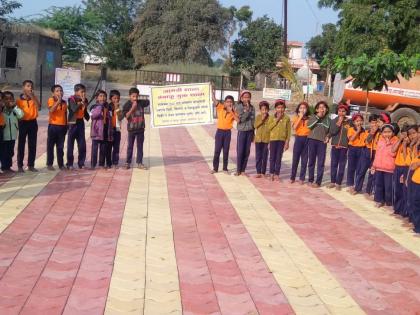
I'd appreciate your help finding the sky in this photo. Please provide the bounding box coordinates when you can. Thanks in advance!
[12,0,338,45]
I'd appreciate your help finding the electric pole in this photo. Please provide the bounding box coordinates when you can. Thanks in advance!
[283,0,288,57]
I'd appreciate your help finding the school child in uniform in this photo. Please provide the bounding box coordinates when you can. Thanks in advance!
[1,92,24,173]
[235,90,255,176]
[90,90,113,169]
[290,101,310,184]
[211,92,237,174]
[372,124,399,208]
[328,103,350,190]
[0,91,4,172]
[347,114,367,192]
[268,100,291,181]
[16,80,41,172]
[409,146,420,233]
[67,84,89,170]
[364,114,380,196]
[403,126,418,220]
[120,87,150,170]
[392,125,411,215]
[254,101,270,178]
[109,90,122,168]
[307,101,331,188]
[46,85,67,171]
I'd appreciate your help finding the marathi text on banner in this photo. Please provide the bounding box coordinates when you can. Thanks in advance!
[150,83,213,128]
[55,68,81,100]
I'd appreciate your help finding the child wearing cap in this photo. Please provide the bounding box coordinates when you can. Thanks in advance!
[235,90,255,176]
[307,101,331,188]
[409,150,420,233]
[290,101,310,184]
[254,101,271,178]
[364,114,380,196]
[372,124,399,207]
[328,103,350,190]
[268,100,291,181]
[404,126,418,220]
[211,89,237,174]
[347,113,368,193]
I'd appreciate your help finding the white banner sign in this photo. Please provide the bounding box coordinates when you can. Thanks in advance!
[55,68,81,100]
[263,88,292,101]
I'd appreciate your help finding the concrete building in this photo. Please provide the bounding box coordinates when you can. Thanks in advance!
[0,22,62,87]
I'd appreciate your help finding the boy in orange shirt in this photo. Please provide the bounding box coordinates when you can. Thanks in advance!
[47,85,67,170]
[211,89,237,174]
[16,80,41,172]
[347,113,367,191]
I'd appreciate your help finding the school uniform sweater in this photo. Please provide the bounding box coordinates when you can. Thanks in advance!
[307,115,330,141]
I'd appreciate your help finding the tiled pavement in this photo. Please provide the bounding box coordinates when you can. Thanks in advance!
[0,114,420,315]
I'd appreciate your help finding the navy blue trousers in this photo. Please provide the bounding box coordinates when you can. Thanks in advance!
[347,146,363,187]
[394,166,409,215]
[290,136,308,181]
[330,146,347,185]
[67,119,86,168]
[91,140,112,168]
[47,124,67,167]
[308,138,327,185]
[366,150,376,194]
[127,130,145,164]
[236,130,254,173]
[269,140,285,175]
[374,171,393,206]
[213,129,231,172]
[17,119,38,168]
[0,140,15,170]
[354,147,371,192]
[411,182,420,233]
[255,142,269,175]
[112,129,121,165]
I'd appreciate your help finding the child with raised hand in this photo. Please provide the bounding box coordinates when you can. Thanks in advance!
[211,91,237,174]
[328,103,350,190]
[408,141,420,233]
[1,91,24,173]
[290,101,310,184]
[254,101,270,178]
[119,87,150,170]
[402,125,418,219]
[372,124,399,208]
[268,99,291,181]
[307,101,331,188]
[392,125,411,215]
[67,84,89,170]
[235,90,255,176]
[46,85,67,171]
[364,114,380,197]
[109,90,122,168]
[16,80,41,172]
[90,90,113,169]
[347,113,368,193]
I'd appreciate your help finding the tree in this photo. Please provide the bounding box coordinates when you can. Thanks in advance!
[130,0,233,67]
[0,0,21,18]
[318,0,420,57]
[232,16,283,77]
[331,51,420,116]
[83,0,141,69]
[235,5,253,31]
[33,6,96,62]
[306,23,337,65]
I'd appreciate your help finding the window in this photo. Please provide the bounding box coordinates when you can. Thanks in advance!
[3,47,17,68]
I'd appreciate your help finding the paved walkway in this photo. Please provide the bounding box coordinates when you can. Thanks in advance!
[0,114,420,315]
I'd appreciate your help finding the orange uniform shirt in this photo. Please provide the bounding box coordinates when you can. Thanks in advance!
[411,156,420,184]
[216,103,235,130]
[16,96,38,120]
[0,112,4,127]
[292,115,310,136]
[48,98,67,126]
[395,144,409,167]
[347,127,367,147]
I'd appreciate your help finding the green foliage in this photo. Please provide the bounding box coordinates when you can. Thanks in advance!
[331,51,420,92]
[232,16,283,77]
[33,6,97,62]
[247,81,256,90]
[306,23,337,68]
[82,0,141,69]
[131,0,233,67]
[317,0,420,58]
[0,0,21,17]
[141,63,225,76]
[234,5,253,30]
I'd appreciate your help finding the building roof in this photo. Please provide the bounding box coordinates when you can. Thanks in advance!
[287,41,304,47]
[0,22,60,40]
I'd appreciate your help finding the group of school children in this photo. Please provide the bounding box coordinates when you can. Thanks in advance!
[0,80,149,173]
[212,90,420,234]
